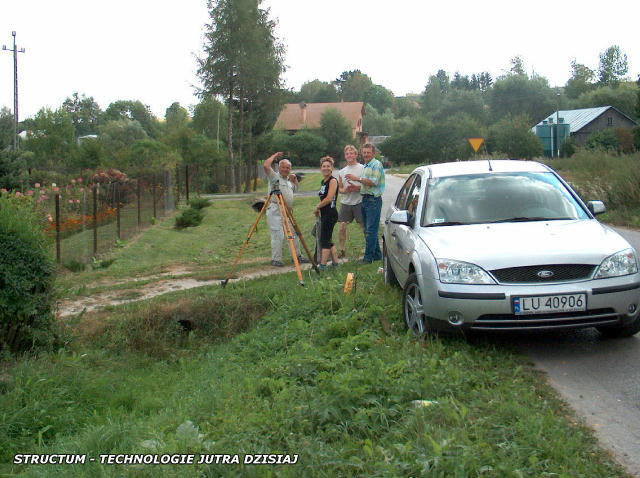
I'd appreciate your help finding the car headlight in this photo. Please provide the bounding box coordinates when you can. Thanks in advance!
[594,248,638,279]
[437,259,496,284]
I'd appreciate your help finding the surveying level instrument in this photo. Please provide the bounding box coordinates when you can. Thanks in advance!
[221,185,319,288]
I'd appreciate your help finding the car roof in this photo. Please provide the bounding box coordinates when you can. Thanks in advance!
[413,160,551,178]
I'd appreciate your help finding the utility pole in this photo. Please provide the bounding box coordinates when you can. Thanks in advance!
[2,31,26,150]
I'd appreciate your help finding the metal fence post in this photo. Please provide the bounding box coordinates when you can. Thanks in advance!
[116,182,121,240]
[93,186,98,256]
[185,164,190,202]
[55,193,61,264]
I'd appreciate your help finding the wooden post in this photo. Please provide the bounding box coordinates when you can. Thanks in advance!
[137,178,141,227]
[195,163,200,196]
[116,183,121,240]
[93,186,98,256]
[185,164,190,202]
[55,193,61,264]
[152,175,157,219]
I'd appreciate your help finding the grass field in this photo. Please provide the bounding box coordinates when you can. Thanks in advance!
[1,265,630,477]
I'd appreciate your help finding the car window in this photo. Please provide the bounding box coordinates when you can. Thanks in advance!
[406,174,422,218]
[422,172,590,226]
[395,174,416,210]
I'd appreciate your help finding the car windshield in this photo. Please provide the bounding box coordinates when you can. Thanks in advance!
[422,172,590,226]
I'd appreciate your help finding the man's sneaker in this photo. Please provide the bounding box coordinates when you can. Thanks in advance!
[318,264,328,271]
[338,250,346,259]
[271,260,285,267]
[297,256,311,264]
[330,262,340,268]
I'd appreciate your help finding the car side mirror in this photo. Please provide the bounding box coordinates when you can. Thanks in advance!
[389,210,411,225]
[587,200,606,215]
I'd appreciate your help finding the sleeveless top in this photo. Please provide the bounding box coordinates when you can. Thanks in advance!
[318,176,338,216]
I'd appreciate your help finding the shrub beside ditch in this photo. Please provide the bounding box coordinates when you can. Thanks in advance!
[0,194,58,353]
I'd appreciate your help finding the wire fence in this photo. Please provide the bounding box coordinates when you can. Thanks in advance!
[30,172,175,267]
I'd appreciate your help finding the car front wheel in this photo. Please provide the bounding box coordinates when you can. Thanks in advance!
[403,273,427,335]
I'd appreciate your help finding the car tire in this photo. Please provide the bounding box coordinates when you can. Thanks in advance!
[383,242,399,287]
[597,315,640,338]
[403,273,428,335]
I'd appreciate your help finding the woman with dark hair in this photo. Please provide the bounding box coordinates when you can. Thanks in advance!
[313,156,339,269]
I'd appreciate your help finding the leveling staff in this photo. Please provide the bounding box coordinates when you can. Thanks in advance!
[263,152,309,267]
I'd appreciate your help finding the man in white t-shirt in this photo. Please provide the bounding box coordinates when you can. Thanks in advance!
[337,144,365,258]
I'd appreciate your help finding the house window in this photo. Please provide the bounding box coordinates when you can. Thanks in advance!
[607,117,613,126]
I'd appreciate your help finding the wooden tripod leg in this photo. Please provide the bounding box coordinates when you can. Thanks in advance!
[221,194,272,287]
[275,193,304,286]
[283,203,319,273]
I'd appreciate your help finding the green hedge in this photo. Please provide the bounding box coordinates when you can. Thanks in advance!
[0,194,57,352]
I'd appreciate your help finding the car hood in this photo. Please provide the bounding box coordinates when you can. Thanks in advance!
[417,220,633,270]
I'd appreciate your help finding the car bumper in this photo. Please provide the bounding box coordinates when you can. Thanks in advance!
[420,273,640,332]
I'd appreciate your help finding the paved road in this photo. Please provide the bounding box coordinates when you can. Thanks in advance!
[382,173,640,476]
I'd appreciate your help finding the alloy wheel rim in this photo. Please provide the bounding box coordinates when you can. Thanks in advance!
[405,283,425,334]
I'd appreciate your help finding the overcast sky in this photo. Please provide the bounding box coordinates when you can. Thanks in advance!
[1,0,638,120]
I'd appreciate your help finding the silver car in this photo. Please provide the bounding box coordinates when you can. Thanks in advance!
[383,160,640,336]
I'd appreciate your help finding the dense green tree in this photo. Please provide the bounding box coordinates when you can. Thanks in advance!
[574,83,638,119]
[128,139,180,173]
[320,108,352,160]
[363,84,394,112]
[198,0,284,192]
[61,92,104,137]
[97,119,147,159]
[299,80,339,103]
[104,100,161,138]
[192,97,228,141]
[164,102,189,132]
[487,115,543,159]
[23,108,77,171]
[598,45,628,87]
[363,104,394,136]
[470,72,493,91]
[421,74,445,114]
[393,96,421,118]
[286,130,328,165]
[489,74,555,123]
[0,149,27,190]
[334,70,373,101]
[0,107,14,150]
[586,129,619,152]
[565,60,595,99]
[509,56,526,76]
[636,75,640,117]
[76,137,107,170]
[438,89,487,124]
[451,72,472,90]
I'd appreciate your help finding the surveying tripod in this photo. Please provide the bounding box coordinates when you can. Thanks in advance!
[221,186,319,288]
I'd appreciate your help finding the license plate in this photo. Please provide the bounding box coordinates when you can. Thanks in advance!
[513,293,587,315]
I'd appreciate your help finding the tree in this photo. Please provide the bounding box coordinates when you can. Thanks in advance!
[61,92,104,137]
[586,129,619,152]
[565,60,595,99]
[421,74,445,114]
[470,72,493,91]
[286,130,328,165]
[509,55,526,76]
[165,102,189,131]
[0,149,26,190]
[23,108,77,171]
[363,104,395,136]
[487,115,543,159]
[97,119,147,168]
[198,0,284,193]
[320,108,352,160]
[364,84,394,112]
[598,45,628,87]
[104,100,161,138]
[437,89,487,124]
[451,72,472,90]
[299,80,339,103]
[0,107,14,150]
[334,70,373,101]
[574,83,638,119]
[489,74,555,124]
[192,97,228,142]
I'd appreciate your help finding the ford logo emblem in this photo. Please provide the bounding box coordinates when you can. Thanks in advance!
[537,270,554,278]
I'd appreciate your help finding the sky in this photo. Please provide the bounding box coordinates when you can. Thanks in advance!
[1,0,639,120]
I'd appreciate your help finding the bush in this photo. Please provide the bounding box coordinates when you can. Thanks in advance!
[187,197,211,210]
[174,207,203,229]
[0,194,58,352]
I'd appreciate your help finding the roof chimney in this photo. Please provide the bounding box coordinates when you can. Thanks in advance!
[299,102,307,125]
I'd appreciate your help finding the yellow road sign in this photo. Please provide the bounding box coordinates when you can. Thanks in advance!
[468,138,484,153]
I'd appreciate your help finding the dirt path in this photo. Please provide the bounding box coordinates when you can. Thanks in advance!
[56,263,318,318]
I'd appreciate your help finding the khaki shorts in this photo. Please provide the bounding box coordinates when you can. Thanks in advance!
[338,202,363,224]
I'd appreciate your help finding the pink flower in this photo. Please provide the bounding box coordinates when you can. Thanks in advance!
[47,214,53,222]
[54,187,59,192]
[69,199,73,204]
[75,199,80,204]
[77,177,83,182]
[35,182,40,188]
[1,188,7,194]
[15,191,21,197]
[71,179,76,184]
[26,190,34,196]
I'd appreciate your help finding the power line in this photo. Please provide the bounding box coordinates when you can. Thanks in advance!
[2,31,26,150]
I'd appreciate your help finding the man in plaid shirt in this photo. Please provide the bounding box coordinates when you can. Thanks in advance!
[345,143,385,263]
